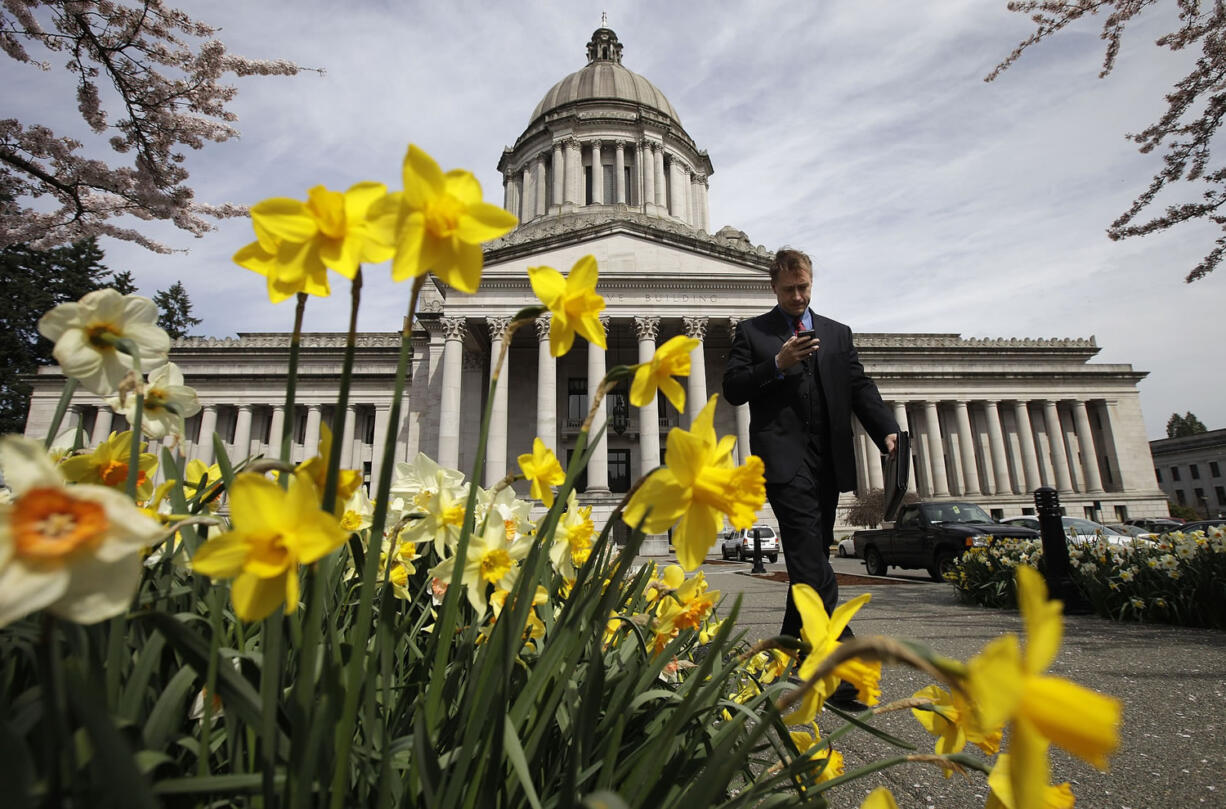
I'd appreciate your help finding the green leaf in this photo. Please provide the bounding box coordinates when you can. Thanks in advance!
[117,633,166,722]
[64,662,159,809]
[153,772,285,795]
[0,718,35,809]
[142,666,196,751]
[502,716,543,809]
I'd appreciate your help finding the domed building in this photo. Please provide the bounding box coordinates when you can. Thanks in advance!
[24,26,1170,544]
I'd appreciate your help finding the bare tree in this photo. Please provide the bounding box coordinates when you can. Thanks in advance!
[988,1,1226,282]
[1,0,310,253]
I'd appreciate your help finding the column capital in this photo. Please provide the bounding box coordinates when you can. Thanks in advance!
[534,314,552,342]
[486,315,512,341]
[597,314,611,334]
[682,315,709,340]
[590,137,603,150]
[440,316,467,341]
[563,136,581,150]
[632,315,660,341]
[614,139,627,152]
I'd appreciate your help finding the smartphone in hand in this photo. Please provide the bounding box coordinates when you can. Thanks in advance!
[796,329,816,341]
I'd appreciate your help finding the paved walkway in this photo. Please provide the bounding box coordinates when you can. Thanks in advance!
[643,552,1226,809]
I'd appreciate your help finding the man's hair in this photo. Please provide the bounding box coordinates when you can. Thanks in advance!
[770,248,812,283]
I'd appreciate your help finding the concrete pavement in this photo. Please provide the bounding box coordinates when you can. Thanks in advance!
[642,550,1226,809]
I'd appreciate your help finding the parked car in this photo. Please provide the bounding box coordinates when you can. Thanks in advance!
[1158,519,1226,535]
[852,502,1038,581]
[720,524,779,563]
[999,516,1136,546]
[1106,523,1154,540]
[1125,517,1183,533]
[837,536,858,558]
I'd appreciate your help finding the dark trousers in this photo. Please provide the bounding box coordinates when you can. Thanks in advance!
[766,443,851,644]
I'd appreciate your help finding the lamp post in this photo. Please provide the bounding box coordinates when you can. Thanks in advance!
[611,393,629,437]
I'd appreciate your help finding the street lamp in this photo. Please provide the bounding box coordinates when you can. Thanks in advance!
[611,393,629,436]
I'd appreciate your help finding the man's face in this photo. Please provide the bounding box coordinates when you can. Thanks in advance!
[772,266,812,318]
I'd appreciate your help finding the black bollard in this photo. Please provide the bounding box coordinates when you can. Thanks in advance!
[750,527,767,574]
[1034,487,1093,614]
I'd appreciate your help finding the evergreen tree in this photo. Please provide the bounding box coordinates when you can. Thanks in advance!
[1166,411,1209,438]
[0,238,133,434]
[154,281,202,339]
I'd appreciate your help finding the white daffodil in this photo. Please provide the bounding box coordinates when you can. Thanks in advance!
[394,455,472,558]
[483,485,534,545]
[107,362,201,444]
[0,435,162,628]
[429,513,532,615]
[37,289,171,396]
[549,489,596,579]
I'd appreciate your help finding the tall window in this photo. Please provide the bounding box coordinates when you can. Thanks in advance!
[1155,467,1163,483]
[624,165,635,205]
[584,166,593,205]
[568,378,587,427]
[1114,505,1129,522]
[1171,466,1181,482]
[1211,461,1221,477]
[1191,463,1201,480]
[609,449,631,493]
[1176,490,1187,505]
[1216,485,1226,505]
[566,449,588,493]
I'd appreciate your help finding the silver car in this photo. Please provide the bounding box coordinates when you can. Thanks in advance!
[720,525,779,563]
[999,516,1138,546]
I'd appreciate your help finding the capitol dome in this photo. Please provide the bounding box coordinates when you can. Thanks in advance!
[528,27,682,127]
[496,25,713,234]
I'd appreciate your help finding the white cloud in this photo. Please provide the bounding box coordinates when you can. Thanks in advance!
[4,0,1222,437]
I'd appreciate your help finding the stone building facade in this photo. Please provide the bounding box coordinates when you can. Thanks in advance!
[1149,429,1226,519]
[23,26,1169,535]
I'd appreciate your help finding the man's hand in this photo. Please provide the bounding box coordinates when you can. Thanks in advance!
[775,334,819,371]
[884,432,898,458]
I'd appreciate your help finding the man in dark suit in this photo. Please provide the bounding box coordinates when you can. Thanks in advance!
[723,248,897,710]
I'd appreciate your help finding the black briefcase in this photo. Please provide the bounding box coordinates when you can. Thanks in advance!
[882,431,911,522]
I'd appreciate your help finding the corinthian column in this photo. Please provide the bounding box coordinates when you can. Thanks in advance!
[682,316,709,427]
[641,140,656,213]
[984,400,1013,495]
[1072,399,1104,493]
[521,164,535,223]
[1043,400,1074,493]
[551,141,564,211]
[1013,401,1042,492]
[535,315,557,453]
[438,317,467,470]
[534,155,547,217]
[90,407,114,447]
[196,404,218,465]
[564,138,582,207]
[614,140,626,204]
[590,139,604,205]
[303,404,322,458]
[730,318,752,464]
[586,317,610,492]
[654,146,667,209]
[233,404,253,461]
[924,401,950,497]
[485,316,512,487]
[634,316,661,477]
[953,400,981,496]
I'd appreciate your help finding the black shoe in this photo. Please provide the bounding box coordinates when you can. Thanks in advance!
[824,693,869,713]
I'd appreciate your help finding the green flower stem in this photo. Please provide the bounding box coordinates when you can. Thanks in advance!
[260,609,283,807]
[125,385,145,500]
[328,275,425,809]
[43,376,79,449]
[280,293,309,470]
[321,269,361,513]
[199,587,224,776]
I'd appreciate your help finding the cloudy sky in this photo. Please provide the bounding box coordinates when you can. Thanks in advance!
[7,0,1223,438]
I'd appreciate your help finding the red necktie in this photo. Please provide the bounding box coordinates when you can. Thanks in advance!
[794,317,803,335]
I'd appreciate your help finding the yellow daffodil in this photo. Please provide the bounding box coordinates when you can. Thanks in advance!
[107,361,201,444]
[630,334,699,411]
[428,513,532,614]
[549,489,595,578]
[368,144,517,293]
[789,583,880,724]
[963,566,1121,809]
[37,289,171,396]
[986,754,1075,809]
[294,423,363,515]
[518,437,565,508]
[191,471,349,622]
[59,431,158,502]
[182,459,223,511]
[910,684,1002,774]
[234,182,393,303]
[621,395,765,570]
[0,435,162,627]
[789,724,845,784]
[647,565,721,654]
[527,255,607,357]
[860,788,899,809]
